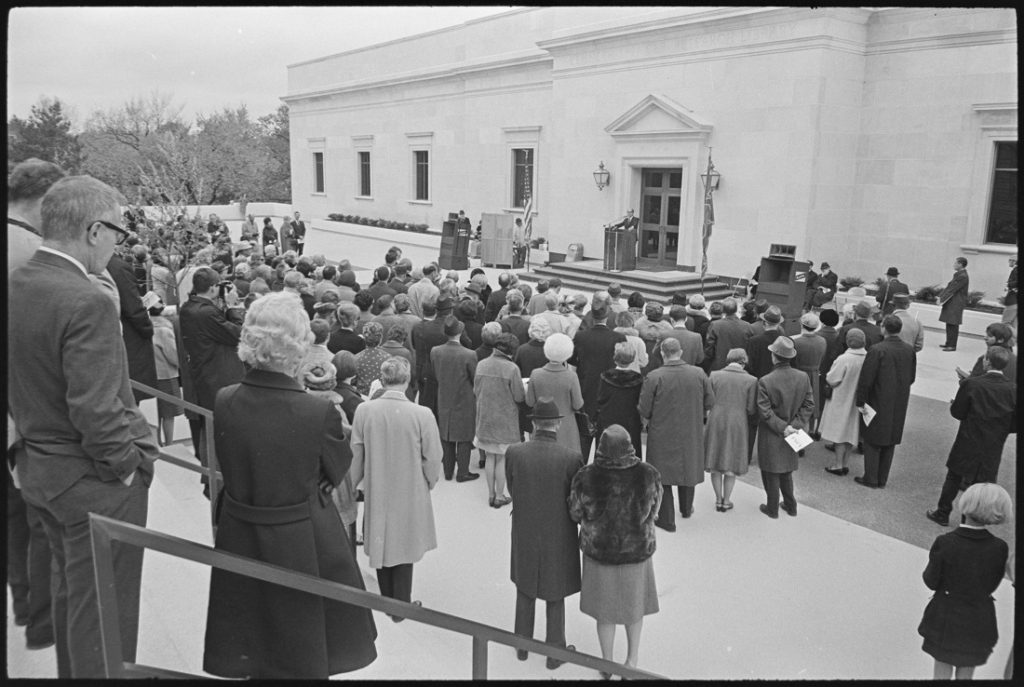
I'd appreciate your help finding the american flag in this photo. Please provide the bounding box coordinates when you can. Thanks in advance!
[521,175,534,244]
[700,152,715,279]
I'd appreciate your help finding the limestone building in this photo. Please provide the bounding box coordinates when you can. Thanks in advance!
[284,7,1017,297]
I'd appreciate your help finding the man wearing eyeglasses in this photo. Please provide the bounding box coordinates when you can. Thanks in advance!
[7,175,159,678]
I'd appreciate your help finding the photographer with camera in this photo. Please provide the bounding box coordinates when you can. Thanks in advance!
[179,266,246,497]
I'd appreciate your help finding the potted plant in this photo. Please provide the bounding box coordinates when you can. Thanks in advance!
[839,276,864,292]
[913,284,942,303]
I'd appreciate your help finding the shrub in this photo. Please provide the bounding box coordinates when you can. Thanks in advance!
[872,277,888,293]
[913,284,942,303]
[839,276,864,291]
[966,290,986,308]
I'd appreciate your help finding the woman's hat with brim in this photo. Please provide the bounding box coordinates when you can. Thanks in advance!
[529,396,563,420]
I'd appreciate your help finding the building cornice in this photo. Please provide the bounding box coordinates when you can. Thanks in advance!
[284,50,551,104]
[866,28,1015,55]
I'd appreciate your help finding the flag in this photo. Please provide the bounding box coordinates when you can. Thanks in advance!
[700,153,715,279]
[521,176,534,244]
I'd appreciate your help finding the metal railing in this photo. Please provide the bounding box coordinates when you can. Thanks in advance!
[89,514,665,680]
[131,380,221,533]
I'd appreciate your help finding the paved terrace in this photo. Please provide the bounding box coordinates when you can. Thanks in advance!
[6,226,1015,679]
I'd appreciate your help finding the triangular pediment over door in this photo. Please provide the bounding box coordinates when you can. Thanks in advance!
[605,93,712,141]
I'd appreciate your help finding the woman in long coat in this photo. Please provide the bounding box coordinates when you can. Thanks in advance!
[594,342,644,458]
[818,329,867,475]
[203,293,377,679]
[704,348,757,511]
[638,338,714,526]
[474,334,526,507]
[525,333,584,454]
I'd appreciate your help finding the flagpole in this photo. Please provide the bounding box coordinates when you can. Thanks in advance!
[700,146,715,294]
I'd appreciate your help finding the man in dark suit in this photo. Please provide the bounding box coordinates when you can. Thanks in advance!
[938,256,970,351]
[8,175,160,678]
[837,300,884,354]
[505,398,583,669]
[412,297,471,419]
[107,252,158,402]
[855,315,916,488]
[876,266,909,317]
[647,304,705,372]
[290,210,308,256]
[745,305,785,379]
[926,346,1016,526]
[484,271,513,323]
[430,317,480,482]
[568,303,626,460]
[704,297,752,371]
[179,266,246,490]
[606,208,639,233]
[810,262,838,309]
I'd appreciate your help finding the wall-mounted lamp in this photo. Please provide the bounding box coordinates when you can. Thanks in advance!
[593,161,610,191]
[700,165,721,191]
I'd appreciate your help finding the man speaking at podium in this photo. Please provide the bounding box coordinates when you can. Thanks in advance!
[604,209,639,271]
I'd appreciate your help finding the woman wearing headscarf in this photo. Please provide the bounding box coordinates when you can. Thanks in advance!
[473,333,526,507]
[569,425,661,679]
[818,328,868,475]
[525,333,584,454]
[203,292,377,679]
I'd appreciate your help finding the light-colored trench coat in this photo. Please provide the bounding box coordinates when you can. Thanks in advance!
[349,390,443,569]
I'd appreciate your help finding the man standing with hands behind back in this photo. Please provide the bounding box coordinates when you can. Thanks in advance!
[290,210,308,256]
[938,257,970,351]
[8,175,160,678]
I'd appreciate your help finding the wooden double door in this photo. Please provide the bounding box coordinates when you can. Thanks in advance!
[638,168,682,267]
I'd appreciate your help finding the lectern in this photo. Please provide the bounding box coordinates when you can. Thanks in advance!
[480,213,515,267]
[603,228,637,272]
[439,217,470,270]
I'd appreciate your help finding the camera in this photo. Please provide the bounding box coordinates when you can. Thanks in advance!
[217,280,234,300]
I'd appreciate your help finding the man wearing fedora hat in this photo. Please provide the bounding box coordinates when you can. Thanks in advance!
[429,316,480,483]
[876,266,909,317]
[755,336,814,518]
[809,262,838,310]
[504,397,583,668]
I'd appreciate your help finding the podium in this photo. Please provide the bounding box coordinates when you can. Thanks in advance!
[480,212,515,267]
[603,228,636,272]
[439,218,470,270]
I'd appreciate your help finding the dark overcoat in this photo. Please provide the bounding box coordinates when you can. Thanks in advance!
[945,371,1016,482]
[792,332,827,420]
[431,340,478,441]
[108,255,158,401]
[939,269,970,326]
[203,370,377,679]
[855,335,916,446]
[569,324,627,418]
[505,430,583,600]
[837,320,884,354]
[178,294,245,410]
[638,360,714,486]
[918,527,1008,663]
[704,316,752,372]
[746,329,782,379]
[594,368,644,458]
[756,362,814,474]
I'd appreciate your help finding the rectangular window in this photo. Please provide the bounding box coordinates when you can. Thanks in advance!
[359,151,371,197]
[512,148,534,208]
[313,152,325,193]
[414,150,429,201]
[985,141,1017,244]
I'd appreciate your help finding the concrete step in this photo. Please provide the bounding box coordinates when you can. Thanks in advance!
[517,259,742,304]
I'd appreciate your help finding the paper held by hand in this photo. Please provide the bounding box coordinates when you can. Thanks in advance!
[859,404,877,425]
[784,429,814,452]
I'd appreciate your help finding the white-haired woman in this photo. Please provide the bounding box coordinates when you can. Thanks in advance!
[525,332,584,454]
[203,292,377,679]
[918,482,1011,680]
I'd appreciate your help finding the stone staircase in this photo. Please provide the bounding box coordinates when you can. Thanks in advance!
[516,258,743,304]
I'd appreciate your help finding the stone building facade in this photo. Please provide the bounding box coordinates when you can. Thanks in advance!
[285,7,1017,297]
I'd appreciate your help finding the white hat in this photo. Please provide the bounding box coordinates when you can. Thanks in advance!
[543,333,574,363]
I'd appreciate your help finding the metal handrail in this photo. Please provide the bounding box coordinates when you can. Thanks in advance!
[89,514,665,680]
[131,380,221,533]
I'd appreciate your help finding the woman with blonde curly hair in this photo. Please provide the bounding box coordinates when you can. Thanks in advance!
[203,292,377,679]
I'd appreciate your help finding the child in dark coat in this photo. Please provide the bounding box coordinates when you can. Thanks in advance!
[918,482,1011,679]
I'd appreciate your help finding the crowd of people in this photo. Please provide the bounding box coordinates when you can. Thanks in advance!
[6,158,1016,679]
